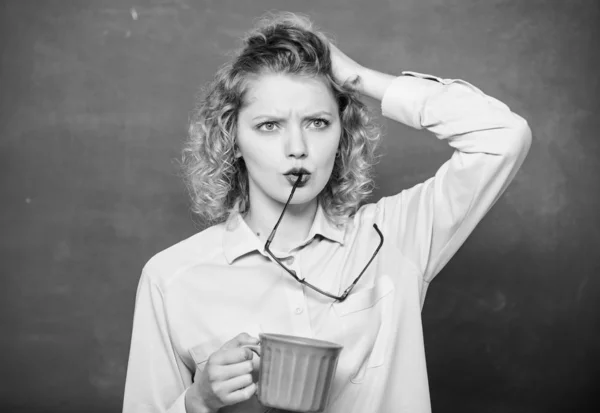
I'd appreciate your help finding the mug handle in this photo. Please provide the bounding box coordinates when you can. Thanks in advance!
[242,344,261,357]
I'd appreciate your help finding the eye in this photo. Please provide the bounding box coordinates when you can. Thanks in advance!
[256,121,278,132]
[310,118,330,129]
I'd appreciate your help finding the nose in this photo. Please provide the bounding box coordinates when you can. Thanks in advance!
[284,126,308,159]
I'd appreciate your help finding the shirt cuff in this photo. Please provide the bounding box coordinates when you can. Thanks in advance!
[380,71,446,130]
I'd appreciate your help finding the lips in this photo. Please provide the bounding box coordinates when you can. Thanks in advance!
[284,168,311,187]
[284,173,311,187]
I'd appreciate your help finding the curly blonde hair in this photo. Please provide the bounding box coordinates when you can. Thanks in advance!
[182,12,381,225]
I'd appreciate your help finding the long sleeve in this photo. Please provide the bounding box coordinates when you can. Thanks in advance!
[379,71,532,288]
[123,267,191,413]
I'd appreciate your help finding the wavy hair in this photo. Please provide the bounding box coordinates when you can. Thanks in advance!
[182,12,381,225]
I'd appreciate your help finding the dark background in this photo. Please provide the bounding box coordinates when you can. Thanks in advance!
[1,0,599,412]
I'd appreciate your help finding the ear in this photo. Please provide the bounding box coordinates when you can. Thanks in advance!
[234,146,242,158]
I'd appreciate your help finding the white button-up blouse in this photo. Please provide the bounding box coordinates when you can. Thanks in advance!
[123,71,532,413]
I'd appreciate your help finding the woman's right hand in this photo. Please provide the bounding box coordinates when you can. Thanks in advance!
[185,333,260,413]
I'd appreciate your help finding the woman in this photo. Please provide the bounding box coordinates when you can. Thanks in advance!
[123,12,531,413]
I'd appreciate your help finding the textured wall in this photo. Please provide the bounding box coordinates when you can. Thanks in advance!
[1,0,598,412]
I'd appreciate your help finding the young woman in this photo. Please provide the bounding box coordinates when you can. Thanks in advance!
[123,12,531,413]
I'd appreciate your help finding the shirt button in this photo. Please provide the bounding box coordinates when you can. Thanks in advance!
[295,307,303,315]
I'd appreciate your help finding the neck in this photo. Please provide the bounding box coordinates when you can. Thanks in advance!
[245,198,318,252]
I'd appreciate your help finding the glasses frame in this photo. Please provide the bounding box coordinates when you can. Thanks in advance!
[264,175,384,302]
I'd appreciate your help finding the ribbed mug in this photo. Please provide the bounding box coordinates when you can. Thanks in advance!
[253,333,343,412]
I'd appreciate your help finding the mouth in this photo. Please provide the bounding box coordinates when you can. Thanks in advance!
[284,168,311,187]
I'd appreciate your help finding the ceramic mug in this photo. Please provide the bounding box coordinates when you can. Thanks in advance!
[244,333,343,412]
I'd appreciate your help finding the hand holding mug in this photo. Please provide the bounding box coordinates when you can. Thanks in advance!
[186,333,260,413]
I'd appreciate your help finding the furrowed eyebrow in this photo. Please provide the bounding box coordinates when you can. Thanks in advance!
[304,111,334,118]
[252,111,334,121]
[252,116,286,122]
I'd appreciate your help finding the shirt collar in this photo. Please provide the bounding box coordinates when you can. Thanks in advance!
[305,202,346,246]
[222,203,346,264]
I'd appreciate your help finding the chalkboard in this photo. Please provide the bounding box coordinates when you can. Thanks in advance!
[1,0,599,412]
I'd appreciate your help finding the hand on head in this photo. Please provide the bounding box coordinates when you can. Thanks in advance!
[328,42,366,88]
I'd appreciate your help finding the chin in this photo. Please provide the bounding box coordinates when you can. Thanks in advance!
[288,195,317,205]
[272,184,318,205]
[290,185,326,205]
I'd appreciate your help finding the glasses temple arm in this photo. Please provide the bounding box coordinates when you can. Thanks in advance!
[265,175,303,248]
[340,224,385,297]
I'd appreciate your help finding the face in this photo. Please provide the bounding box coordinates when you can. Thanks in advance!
[236,73,341,209]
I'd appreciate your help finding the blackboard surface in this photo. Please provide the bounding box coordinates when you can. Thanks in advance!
[1,1,599,412]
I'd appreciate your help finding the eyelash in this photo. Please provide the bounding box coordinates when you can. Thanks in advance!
[256,118,331,132]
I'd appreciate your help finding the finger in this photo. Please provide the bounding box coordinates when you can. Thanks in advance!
[221,332,260,350]
[219,373,254,394]
[222,381,257,405]
[207,360,254,382]
[210,347,254,366]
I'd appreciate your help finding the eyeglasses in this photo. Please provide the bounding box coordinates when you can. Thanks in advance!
[264,175,384,302]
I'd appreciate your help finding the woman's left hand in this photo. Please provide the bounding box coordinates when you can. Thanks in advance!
[329,42,366,88]
[329,41,395,101]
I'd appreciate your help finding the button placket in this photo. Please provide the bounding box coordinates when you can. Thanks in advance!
[284,260,312,337]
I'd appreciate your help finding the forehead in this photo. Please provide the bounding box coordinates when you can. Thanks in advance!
[241,73,338,114]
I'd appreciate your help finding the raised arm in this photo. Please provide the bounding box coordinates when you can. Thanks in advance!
[330,43,532,288]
